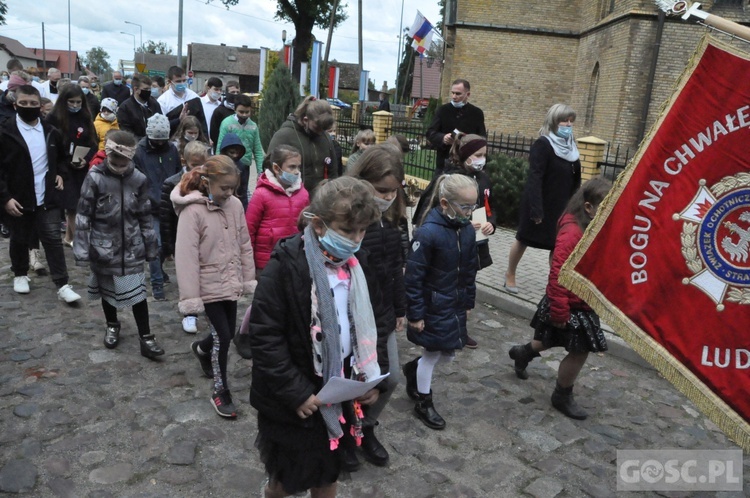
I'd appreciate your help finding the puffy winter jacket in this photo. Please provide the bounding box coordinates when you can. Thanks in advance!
[93,114,119,151]
[73,161,158,275]
[249,233,380,427]
[546,213,592,323]
[133,137,181,216]
[159,170,183,258]
[245,170,309,271]
[172,188,255,315]
[360,218,406,375]
[267,115,339,192]
[405,207,478,351]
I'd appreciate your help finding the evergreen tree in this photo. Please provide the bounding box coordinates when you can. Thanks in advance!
[258,61,300,150]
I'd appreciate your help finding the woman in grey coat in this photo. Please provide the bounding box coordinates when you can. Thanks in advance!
[74,130,165,359]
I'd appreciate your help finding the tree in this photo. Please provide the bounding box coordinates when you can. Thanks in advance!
[395,30,415,105]
[274,1,348,82]
[0,1,7,25]
[257,61,300,150]
[138,40,173,55]
[83,47,112,76]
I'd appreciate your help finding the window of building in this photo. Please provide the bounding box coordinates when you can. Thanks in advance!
[598,0,615,20]
[585,63,600,127]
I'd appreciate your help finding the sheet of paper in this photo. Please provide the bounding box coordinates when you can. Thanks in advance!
[472,207,488,242]
[317,373,390,405]
[72,146,91,164]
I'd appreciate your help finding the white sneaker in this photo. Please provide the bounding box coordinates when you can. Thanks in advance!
[29,249,46,272]
[57,284,81,303]
[182,315,198,334]
[13,276,31,294]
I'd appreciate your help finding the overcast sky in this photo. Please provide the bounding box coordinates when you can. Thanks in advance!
[2,0,442,89]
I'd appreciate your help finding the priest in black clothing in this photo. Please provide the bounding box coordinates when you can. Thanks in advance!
[426,79,486,177]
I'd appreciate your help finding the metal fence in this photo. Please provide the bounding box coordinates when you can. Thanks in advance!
[333,116,374,157]
[598,142,633,180]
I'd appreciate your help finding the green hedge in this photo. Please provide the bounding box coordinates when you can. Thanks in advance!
[485,153,529,229]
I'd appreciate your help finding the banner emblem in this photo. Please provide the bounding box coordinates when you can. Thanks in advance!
[677,174,750,309]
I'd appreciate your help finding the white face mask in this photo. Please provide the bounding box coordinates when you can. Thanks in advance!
[451,100,466,109]
[373,195,395,212]
[469,158,486,171]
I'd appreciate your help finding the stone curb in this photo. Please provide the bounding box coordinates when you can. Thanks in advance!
[476,284,655,371]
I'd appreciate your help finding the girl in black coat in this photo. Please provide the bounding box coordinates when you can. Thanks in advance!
[345,143,407,468]
[403,174,478,431]
[249,177,382,498]
[504,104,581,294]
[47,84,98,246]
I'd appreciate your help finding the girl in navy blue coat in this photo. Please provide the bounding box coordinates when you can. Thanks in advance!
[403,174,478,430]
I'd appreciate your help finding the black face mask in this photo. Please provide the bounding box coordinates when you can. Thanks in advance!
[223,93,236,110]
[148,139,168,150]
[237,115,248,125]
[138,89,151,101]
[16,105,41,123]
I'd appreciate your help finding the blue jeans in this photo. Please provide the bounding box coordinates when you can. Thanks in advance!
[148,218,163,288]
[8,207,68,287]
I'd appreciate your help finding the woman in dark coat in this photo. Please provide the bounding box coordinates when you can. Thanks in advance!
[504,104,581,294]
[47,83,98,246]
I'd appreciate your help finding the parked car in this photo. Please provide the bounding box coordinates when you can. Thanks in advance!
[327,98,352,109]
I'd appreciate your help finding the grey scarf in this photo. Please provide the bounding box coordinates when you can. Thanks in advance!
[303,224,380,447]
[543,132,580,162]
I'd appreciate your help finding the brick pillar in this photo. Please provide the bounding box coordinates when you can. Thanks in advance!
[351,102,361,124]
[372,111,394,144]
[576,136,607,180]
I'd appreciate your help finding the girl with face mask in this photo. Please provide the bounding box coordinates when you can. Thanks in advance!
[47,83,98,246]
[172,156,255,420]
[171,115,208,159]
[73,130,165,360]
[249,177,382,498]
[344,143,407,468]
[403,173,479,431]
[94,98,120,151]
[410,134,496,349]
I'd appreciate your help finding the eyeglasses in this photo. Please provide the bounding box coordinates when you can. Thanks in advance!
[450,201,478,214]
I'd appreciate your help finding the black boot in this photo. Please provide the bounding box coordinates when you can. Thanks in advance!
[103,322,120,349]
[232,332,252,360]
[551,383,588,420]
[414,391,445,430]
[338,429,361,472]
[139,334,165,359]
[508,343,541,380]
[361,425,389,466]
[402,357,420,401]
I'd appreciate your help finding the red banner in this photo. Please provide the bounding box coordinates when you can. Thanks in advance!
[560,37,750,450]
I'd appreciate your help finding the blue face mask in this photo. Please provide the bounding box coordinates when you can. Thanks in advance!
[555,125,573,139]
[82,87,90,95]
[319,224,361,260]
[174,83,187,93]
[150,87,160,98]
[113,79,122,86]
[68,105,82,113]
[278,168,299,186]
[451,100,465,109]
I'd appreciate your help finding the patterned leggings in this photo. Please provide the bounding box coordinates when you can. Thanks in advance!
[199,301,237,392]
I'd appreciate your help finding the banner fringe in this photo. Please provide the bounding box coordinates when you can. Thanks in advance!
[560,34,750,451]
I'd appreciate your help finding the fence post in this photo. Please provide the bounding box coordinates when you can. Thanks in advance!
[352,102,361,124]
[330,105,341,123]
[372,111,393,144]
[576,136,607,180]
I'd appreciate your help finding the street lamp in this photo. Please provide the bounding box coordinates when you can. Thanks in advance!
[125,21,143,65]
[121,32,136,72]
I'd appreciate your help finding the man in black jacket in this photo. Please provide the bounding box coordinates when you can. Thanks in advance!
[78,76,100,115]
[100,71,131,106]
[425,79,486,176]
[0,85,81,303]
[117,73,162,140]
[209,80,241,149]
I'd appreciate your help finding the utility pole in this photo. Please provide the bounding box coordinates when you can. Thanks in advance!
[177,0,184,67]
[322,0,339,81]
[358,0,364,119]
[42,23,47,75]
[67,0,72,76]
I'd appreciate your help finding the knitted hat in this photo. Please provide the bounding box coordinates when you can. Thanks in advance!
[100,97,119,114]
[7,74,26,91]
[146,113,170,139]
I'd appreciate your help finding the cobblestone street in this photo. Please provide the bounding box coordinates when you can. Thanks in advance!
[0,236,747,497]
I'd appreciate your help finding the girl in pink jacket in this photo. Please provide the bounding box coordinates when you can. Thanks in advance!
[245,145,309,272]
[173,156,256,418]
